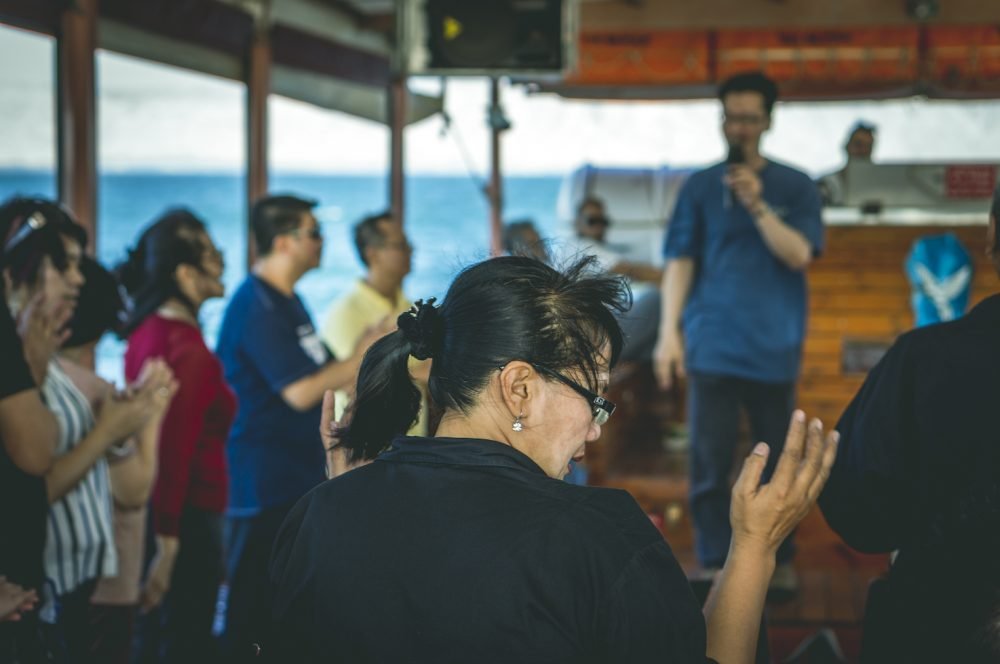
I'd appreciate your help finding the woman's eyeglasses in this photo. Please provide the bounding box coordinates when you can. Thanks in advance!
[533,364,615,425]
[499,362,616,425]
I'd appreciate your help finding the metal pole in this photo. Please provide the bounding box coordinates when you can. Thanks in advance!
[488,77,504,256]
[388,77,407,222]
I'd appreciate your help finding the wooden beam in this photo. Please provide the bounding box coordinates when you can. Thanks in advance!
[246,28,270,267]
[56,0,97,253]
[99,0,253,58]
[388,76,406,222]
[581,0,1000,29]
[488,78,504,257]
[0,0,61,35]
[270,23,390,89]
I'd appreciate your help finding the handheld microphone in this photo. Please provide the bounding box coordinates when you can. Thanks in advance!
[723,144,745,210]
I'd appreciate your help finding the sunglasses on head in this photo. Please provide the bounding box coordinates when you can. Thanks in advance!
[3,212,47,254]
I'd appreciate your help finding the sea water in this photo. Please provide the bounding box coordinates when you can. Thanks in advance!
[0,170,563,383]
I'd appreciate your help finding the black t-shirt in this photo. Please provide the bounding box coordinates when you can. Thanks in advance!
[0,296,48,589]
[267,436,714,664]
[819,293,1000,661]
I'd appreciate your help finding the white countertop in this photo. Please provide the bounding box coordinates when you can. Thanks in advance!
[823,206,989,226]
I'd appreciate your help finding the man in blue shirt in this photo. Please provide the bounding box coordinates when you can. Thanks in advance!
[216,194,383,660]
[654,72,824,595]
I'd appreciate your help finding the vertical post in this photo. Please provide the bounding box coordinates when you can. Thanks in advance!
[57,0,98,253]
[388,76,407,222]
[488,78,504,257]
[246,28,271,267]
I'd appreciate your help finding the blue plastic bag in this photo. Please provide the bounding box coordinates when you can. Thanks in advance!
[905,234,973,327]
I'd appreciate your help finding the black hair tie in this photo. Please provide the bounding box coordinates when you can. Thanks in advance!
[397,298,442,361]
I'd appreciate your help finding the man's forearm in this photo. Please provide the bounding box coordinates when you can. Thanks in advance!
[658,259,694,335]
[751,202,812,271]
[281,356,363,412]
[611,261,664,284]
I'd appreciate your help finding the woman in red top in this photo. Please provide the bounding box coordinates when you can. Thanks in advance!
[117,209,235,662]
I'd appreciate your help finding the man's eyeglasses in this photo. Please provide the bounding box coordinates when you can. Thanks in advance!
[722,113,767,127]
[287,226,323,241]
[500,362,616,425]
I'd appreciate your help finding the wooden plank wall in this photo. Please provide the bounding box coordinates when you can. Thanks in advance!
[800,224,997,429]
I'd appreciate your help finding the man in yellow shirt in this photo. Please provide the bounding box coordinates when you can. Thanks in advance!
[322,211,429,434]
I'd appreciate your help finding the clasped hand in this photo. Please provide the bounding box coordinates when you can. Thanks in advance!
[723,165,763,211]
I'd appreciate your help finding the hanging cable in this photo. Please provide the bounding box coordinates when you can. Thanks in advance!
[436,78,492,204]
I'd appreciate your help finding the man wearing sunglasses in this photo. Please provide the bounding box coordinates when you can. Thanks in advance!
[569,196,663,285]
[562,196,664,363]
[216,194,385,661]
[656,72,824,599]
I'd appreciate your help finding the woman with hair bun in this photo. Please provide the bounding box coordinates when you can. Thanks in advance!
[267,255,839,664]
[117,208,235,662]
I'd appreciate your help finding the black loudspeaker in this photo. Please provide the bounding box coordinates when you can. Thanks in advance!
[422,0,565,72]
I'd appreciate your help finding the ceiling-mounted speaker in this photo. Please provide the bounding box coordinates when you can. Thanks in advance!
[398,0,576,75]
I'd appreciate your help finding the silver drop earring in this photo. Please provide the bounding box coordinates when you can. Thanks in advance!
[512,412,524,432]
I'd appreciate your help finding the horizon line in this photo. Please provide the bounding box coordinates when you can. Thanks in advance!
[0,167,573,178]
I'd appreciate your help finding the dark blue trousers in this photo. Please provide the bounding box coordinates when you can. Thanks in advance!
[688,372,796,568]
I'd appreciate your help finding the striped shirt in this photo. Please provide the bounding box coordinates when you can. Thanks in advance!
[41,360,117,598]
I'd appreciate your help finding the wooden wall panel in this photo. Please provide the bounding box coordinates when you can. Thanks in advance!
[799,224,996,428]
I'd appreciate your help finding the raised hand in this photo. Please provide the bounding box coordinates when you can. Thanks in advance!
[321,389,368,479]
[729,410,839,557]
[16,291,72,385]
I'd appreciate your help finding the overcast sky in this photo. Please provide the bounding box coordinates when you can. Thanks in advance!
[2,23,1000,177]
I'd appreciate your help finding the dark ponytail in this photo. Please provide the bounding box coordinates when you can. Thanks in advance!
[116,208,209,336]
[338,299,441,463]
[337,256,631,463]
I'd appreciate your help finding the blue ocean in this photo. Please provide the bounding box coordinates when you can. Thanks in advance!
[0,170,564,382]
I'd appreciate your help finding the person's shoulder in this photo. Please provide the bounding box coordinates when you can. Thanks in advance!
[872,303,998,386]
[766,159,815,185]
[325,282,367,318]
[686,163,725,186]
[220,276,258,318]
[895,313,971,350]
[553,483,665,551]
